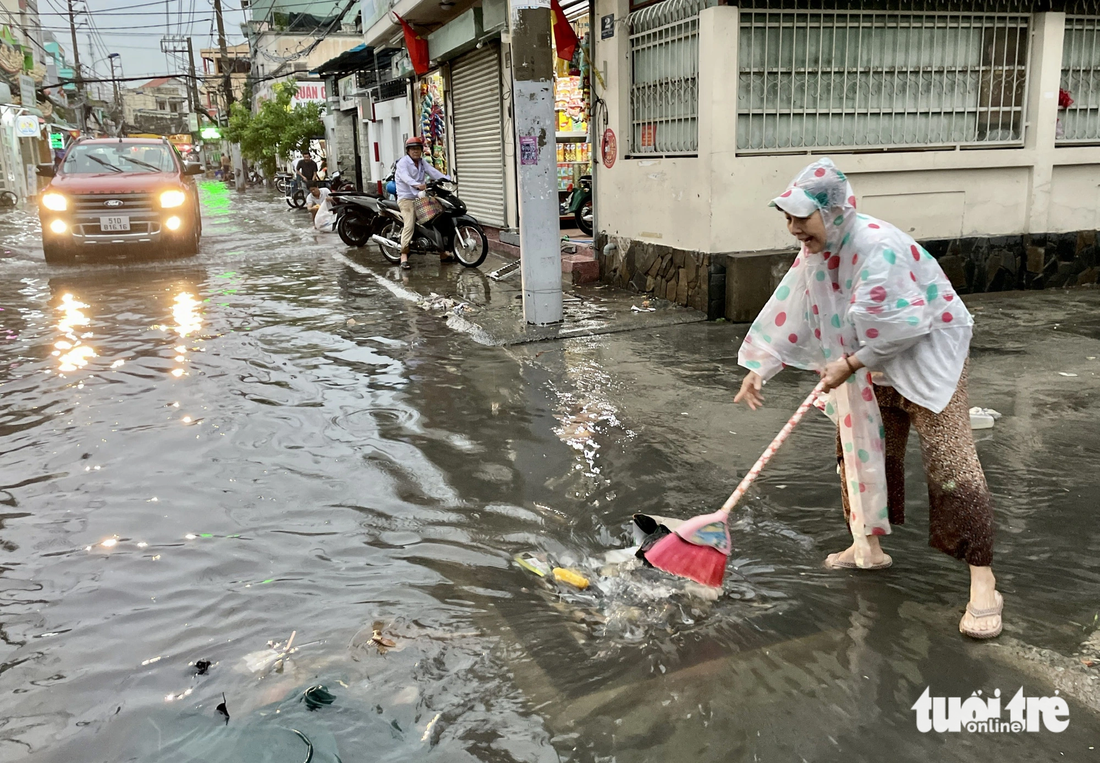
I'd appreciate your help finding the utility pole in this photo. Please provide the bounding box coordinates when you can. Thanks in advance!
[185,37,201,114]
[213,0,234,112]
[508,0,562,324]
[65,0,84,129]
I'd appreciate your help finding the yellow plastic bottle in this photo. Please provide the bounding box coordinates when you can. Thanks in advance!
[552,567,589,590]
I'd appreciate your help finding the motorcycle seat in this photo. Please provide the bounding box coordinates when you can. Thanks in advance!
[378,199,401,211]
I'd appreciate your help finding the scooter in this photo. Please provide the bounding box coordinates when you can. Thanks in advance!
[562,174,592,235]
[332,192,381,248]
[287,171,357,209]
[369,180,489,268]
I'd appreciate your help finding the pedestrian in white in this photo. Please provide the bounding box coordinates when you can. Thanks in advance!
[307,184,335,232]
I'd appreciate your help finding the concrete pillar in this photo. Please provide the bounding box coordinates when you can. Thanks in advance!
[1024,11,1066,234]
[509,0,563,325]
[698,4,739,253]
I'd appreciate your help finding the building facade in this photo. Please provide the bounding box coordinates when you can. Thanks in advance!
[591,0,1100,319]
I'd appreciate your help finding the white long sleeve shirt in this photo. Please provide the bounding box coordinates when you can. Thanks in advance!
[394,155,448,200]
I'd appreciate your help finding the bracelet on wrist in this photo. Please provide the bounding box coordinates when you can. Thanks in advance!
[844,355,856,374]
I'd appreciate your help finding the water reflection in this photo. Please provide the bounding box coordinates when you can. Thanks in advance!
[54,292,96,373]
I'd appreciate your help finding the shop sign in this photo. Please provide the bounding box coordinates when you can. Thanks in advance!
[520,135,538,165]
[18,74,35,107]
[601,128,616,169]
[49,132,64,149]
[187,112,199,132]
[601,14,615,40]
[640,123,657,152]
[291,81,326,107]
[15,115,40,138]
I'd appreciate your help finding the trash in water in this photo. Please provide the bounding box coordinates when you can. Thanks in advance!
[553,567,590,589]
[514,552,552,577]
[194,659,212,675]
[242,631,299,674]
[969,407,1002,430]
[301,684,336,711]
[370,622,397,652]
[216,692,230,724]
[1059,372,1079,377]
[631,304,656,313]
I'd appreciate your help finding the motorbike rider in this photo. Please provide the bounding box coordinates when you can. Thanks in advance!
[394,136,454,270]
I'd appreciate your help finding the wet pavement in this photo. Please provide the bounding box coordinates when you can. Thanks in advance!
[0,182,1098,761]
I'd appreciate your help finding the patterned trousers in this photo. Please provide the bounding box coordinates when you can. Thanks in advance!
[837,362,995,566]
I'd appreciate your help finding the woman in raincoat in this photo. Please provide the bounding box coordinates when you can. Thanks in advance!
[734,159,1002,639]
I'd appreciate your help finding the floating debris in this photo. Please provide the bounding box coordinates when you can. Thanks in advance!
[215,692,230,724]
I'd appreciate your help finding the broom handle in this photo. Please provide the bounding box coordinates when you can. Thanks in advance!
[720,380,828,515]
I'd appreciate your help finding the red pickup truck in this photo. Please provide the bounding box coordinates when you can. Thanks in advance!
[37,137,203,264]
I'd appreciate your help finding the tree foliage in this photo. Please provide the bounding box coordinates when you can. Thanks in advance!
[225,81,324,176]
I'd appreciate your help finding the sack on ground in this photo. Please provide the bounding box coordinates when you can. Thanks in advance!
[415,196,443,223]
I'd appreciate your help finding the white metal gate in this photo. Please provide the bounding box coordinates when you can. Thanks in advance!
[451,45,506,227]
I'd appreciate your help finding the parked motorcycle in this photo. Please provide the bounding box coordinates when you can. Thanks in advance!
[274,172,292,195]
[562,174,592,235]
[332,192,380,248]
[369,180,489,268]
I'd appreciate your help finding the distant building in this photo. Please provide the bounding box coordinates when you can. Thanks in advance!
[121,77,191,135]
[200,41,250,121]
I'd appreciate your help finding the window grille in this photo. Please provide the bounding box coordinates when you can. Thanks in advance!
[1059,16,1100,143]
[737,9,1031,153]
[628,0,717,156]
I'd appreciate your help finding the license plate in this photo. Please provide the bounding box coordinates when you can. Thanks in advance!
[100,215,130,232]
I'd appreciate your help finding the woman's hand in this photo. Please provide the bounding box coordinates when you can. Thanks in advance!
[821,356,863,392]
[734,372,764,410]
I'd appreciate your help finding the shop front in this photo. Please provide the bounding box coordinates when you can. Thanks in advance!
[555,11,592,228]
[450,43,507,228]
[415,69,449,175]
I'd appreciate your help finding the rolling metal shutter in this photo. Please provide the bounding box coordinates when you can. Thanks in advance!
[450,44,506,227]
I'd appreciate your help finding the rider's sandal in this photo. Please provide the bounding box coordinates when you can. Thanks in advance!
[400,259,411,270]
[959,591,1003,640]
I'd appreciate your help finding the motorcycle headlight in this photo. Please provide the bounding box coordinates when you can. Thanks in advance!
[42,192,67,211]
[160,190,186,208]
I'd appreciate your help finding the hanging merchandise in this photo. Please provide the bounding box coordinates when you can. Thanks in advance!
[553,17,592,195]
[417,71,448,175]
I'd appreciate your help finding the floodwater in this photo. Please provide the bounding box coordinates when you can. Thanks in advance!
[0,182,1098,761]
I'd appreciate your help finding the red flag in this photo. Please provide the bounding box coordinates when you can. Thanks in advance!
[551,0,579,62]
[394,13,430,76]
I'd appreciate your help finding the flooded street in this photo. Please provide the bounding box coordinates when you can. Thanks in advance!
[1,182,1098,761]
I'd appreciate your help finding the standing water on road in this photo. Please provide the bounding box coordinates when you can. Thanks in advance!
[0,183,1098,761]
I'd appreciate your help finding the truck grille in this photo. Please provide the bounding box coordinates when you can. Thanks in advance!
[71,192,157,215]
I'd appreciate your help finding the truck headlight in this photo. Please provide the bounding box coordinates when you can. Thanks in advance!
[160,190,186,208]
[42,192,67,211]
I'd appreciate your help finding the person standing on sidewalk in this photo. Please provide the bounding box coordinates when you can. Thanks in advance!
[394,136,452,270]
[733,158,1002,640]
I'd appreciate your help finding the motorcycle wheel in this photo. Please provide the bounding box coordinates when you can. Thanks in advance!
[453,223,488,268]
[337,211,372,248]
[377,221,403,264]
[575,199,593,236]
[275,178,287,194]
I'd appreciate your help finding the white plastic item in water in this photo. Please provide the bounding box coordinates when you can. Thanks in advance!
[969,407,1001,430]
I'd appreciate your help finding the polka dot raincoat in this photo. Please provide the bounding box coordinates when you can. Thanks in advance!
[738,158,972,540]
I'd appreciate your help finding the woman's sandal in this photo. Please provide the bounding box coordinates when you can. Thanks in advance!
[400,259,411,270]
[960,591,1003,640]
[824,552,893,570]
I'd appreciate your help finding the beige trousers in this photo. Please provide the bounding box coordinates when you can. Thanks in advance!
[398,199,417,254]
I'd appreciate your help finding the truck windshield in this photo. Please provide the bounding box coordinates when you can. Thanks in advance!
[63,144,177,174]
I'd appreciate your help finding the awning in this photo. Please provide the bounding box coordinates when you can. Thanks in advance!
[312,43,376,76]
[48,119,77,130]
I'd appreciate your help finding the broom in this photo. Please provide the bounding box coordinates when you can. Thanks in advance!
[642,380,827,588]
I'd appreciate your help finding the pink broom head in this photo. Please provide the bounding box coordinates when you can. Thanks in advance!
[643,532,728,588]
[673,510,731,555]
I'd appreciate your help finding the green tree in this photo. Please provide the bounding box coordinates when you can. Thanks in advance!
[225,81,324,177]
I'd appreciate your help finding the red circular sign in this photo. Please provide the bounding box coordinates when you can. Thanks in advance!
[601,128,617,169]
